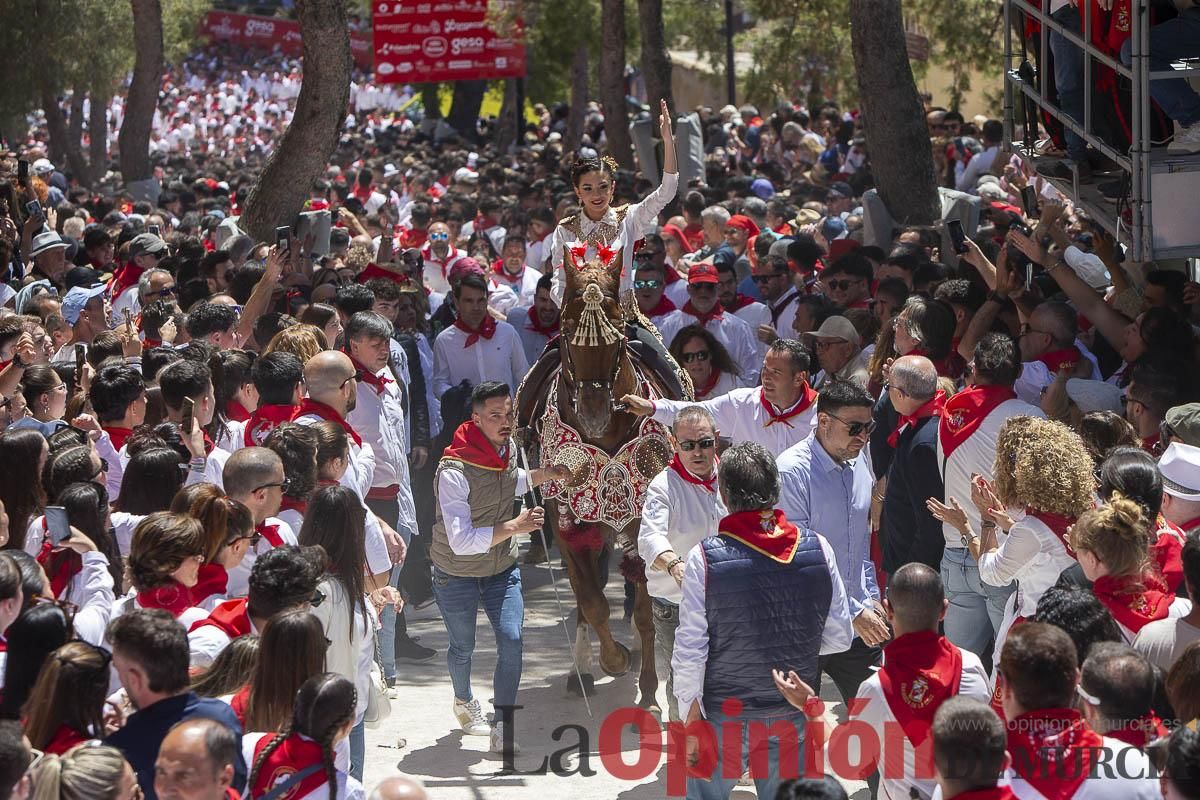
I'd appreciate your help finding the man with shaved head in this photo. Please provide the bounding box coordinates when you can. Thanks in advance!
[154,718,238,800]
[222,447,299,598]
[294,351,404,584]
[368,775,430,800]
[882,355,947,572]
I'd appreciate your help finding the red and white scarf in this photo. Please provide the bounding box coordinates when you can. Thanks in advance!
[887,390,945,448]
[1006,708,1104,800]
[442,421,508,471]
[682,300,725,327]
[939,384,1017,459]
[136,580,194,618]
[453,315,497,347]
[190,563,229,606]
[347,355,393,396]
[668,455,717,493]
[877,630,963,748]
[718,508,801,563]
[244,404,298,448]
[643,295,677,318]
[250,733,330,799]
[189,597,251,638]
[1092,572,1174,633]
[760,385,817,428]
[525,306,560,338]
[293,399,362,447]
[1036,345,1082,374]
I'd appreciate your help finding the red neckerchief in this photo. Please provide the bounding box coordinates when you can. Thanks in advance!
[191,563,228,605]
[453,314,497,347]
[355,262,414,288]
[1028,509,1078,557]
[1037,345,1082,373]
[109,261,145,300]
[682,300,725,326]
[491,259,524,285]
[718,509,801,563]
[422,245,458,279]
[244,404,298,447]
[347,354,393,395]
[37,524,82,599]
[399,228,427,249]
[760,385,817,428]
[1105,712,1168,749]
[256,522,284,548]
[888,390,946,448]
[668,455,717,493]
[44,725,88,756]
[525,306,560,338]
[280,496,308,516]
[230,684,250,727]
[103,426,133,451]
[142,339,162,350]
[910,347,966,380]
[442,421,508,471]
[202,431,215,456]
[293,399,362,447]
[877,630,963,748]
[664,264,683,285]
[189,597,251,638]
[251,733,329,799]
[643,295,676,318]
[950,788,1018,800]
[225,400,251,422]
[1092,572,1174,633]
[1152,515,1186,589]
[1006,708,1104,800]
[939,384,1017,459]
[695,368,722,400]
[136,580,194,617]
[729,294,758,311]
[1142,433,1161,453]
[682,223,705,250]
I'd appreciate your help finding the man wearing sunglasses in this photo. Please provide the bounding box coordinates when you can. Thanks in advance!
[633,260,678,329]
[658,262,762,386]
[750,239,801,344]
[421,221,467,295]
[818,253,872,310]
[110,232,169,323]
[777,380,888,727]
[221,447,300,599]
[637,406,726,722]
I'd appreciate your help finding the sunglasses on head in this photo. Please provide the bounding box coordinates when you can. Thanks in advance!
[681,350,710,363]
[678,437,716,451]
[633,279,662,290]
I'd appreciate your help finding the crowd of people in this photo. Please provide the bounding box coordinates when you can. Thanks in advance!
[0,30,1199,800]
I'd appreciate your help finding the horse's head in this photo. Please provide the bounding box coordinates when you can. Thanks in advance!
[560,246,625,439]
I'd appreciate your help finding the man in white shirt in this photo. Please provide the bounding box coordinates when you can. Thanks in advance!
[637,406,726,722]
[158,360,230,488]
[632,260,679,331]
[431,274,529,398]
[421,222,466,295]
[622,339,818,456]
[487,236,542,315]
[221,447,299,599]
[658,262,761,386]
[672,441,852,800]
[715,255,771,363]
[1013,300,1100,405]
[511,274,560,367]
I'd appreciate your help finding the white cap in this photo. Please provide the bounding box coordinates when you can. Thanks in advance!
[1064,379,1123,414]
[1064,246,1111,290]
[453,167,478,184]
[806,315,861,347]
[1160,442,1200,499]
[383,163,400,179]
[32,158,54,175]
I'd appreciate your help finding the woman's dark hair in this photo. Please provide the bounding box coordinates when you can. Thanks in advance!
[668,325,741,379]
[244,610,327,733]
[900,295,957,361]
[7,551,47,613]
[1137,307,1196,364]
[21,641,110,750]
[179,484,254,563]
[1080,412,1140,469]
[0,429,47,551]
[311,421,350,472]
[42,445,100,507]
[570,155,619,187]
[114,447,185,514]
[190,634,260,699]
[0,601,72,720]
[18,363,61,409]
[1033,585,1123,663]
[298,486,368,640]
[127,512,205,591]
[1098,446,1163,517]
[55,482,123,593]
[207,349,256,445]
[46,425,88,454]
[298,303,338,332]
[1164,724,1200,798]
[263,423,318,502]
[248,673,356,800]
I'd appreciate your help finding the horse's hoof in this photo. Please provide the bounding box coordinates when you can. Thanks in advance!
[599,641,632,677]
[566,672,595,696]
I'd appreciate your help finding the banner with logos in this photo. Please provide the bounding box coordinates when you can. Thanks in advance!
[372,0,527,84]
[200,11,373,69]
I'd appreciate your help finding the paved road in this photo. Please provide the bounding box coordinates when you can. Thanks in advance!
[364,546,869,799]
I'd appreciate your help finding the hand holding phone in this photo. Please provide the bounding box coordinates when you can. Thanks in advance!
[1021,185,1040,219]
[181,396,195,437]
[946,219,969,255]
[25,200,42,220]
[74,344,86,389]
[45,506,71,546]
[275,226,291,252]
[148,224,161,237]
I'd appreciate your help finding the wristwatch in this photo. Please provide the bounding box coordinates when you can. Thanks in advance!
[987,291,1008,305]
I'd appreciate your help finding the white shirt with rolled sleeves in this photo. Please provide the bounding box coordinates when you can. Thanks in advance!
[938,397,1044,549]
[189,614,261,670]
[64,551,116,647]
[347,364,418,536]
[649,387,818,457]
[293,415,391,576]
[432,320,529,398]
[1013,339,1102,405]
[847,644,991,800]
[731,299,773,362]
[436,462,530,555]
[657,307,762,386]
[226,516,297,599]
[548,171,679,307]
[671,529,853,717]
[637,464,726,606]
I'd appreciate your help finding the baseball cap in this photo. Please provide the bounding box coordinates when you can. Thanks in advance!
[750,178,776,199]
[30,231,69,258]
[1160,442,1200,499]
[827,181,854,200]
[129,233,167,259]
[1064,379,1123,414]
[63,266,104,291]
[822,216,848,241]
[32,158,54,175]
[61,284,108,325]
[687,263,719,284]
[1063,246,1111,290]
[1165,404,1200,448]
[453,167,479,184]
[807,315,861,347]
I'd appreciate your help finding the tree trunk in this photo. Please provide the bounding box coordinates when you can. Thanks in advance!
[238,0,352,242]
[119,0,163,188]
[566,47,589,152]
[446,80,487,139]
[494,79,518,153]
[420,84,442,119]
[87,88,110,188]
[637,0,673,117]
[599,0,633,168]
[41,87,89,183]
[849,0,939,225]
[67,91,85,159]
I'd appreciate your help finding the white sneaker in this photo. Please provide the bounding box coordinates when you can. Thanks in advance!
[1168,121,1200,154]
[453,697,491,736]
[490,721,521,755]
[738,769,753,786]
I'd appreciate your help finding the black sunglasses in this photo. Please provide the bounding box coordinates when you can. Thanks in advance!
[826,279,858,291]
[678,437,716,451]
[752,273,787,284]
[825,412,876,437]
[254,478,291,493]
[681,351,710,363]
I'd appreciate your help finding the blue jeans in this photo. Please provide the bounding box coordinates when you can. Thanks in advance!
[686,709,805,800]
[349,719,364,779]
[432,564,524,708]
[1048,5,1089,161]
[940,547,1014,661]
[1120,9,1200,128]
[378,525,413,680]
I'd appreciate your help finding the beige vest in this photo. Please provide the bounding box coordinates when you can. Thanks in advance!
[431,454,520,577]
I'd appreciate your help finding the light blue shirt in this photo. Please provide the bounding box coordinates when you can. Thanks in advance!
[776,432,879,618]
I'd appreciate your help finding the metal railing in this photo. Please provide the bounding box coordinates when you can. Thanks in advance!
[1002,0,1200,261]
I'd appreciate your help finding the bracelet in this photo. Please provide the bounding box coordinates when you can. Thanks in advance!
[10,352,26,369]
[665,557,685,573]
[981,520,997,528]
[987,291,1007,304]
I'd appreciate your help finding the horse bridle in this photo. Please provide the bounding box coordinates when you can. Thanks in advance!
[561,290,627,415]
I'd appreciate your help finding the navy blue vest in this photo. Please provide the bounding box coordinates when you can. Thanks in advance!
[701,528,832,718]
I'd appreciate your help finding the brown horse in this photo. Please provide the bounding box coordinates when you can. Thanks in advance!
[517,246,680,712]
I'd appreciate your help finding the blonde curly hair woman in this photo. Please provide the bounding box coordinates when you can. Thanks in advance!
[929,416,1095,667]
